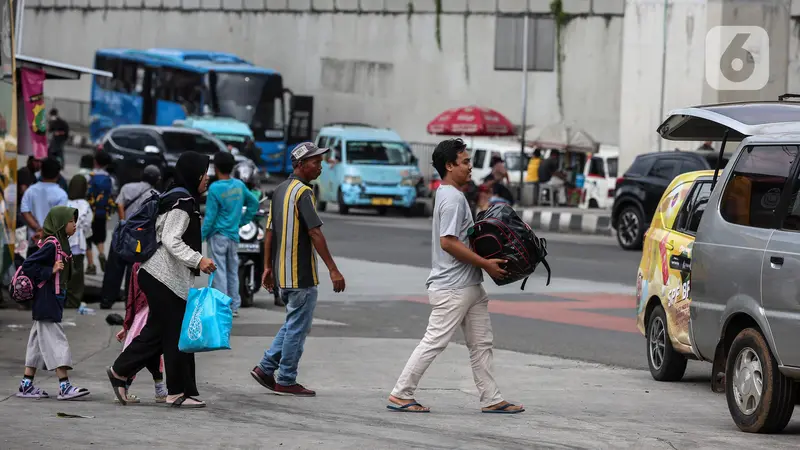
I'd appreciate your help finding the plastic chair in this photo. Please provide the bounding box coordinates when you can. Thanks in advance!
[539,186,553,206]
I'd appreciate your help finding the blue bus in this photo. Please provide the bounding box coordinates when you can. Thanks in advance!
[90,48,313,174]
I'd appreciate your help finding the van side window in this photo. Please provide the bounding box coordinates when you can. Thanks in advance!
[473,150,487,169]
[778,163,800,231]
[720,145,799,229]
[588,157,605,177]
[674,181,712,235]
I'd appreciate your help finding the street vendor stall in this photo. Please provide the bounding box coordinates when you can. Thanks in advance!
[524,123,599,206]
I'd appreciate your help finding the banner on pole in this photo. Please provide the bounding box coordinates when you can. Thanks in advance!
[20,68,47,159]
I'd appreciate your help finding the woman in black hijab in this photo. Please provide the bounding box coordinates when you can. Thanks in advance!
[107,151,218,409]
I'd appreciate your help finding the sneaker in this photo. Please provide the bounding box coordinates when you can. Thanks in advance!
[85,265,97,276]
[154,383,168,403]
[275,382,316,397]
[17,382,49,399]
[250,366,276,392]
[57,383,90,400]
[232,310,239,318]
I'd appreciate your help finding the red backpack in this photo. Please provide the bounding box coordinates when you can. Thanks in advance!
[10,236,70,304]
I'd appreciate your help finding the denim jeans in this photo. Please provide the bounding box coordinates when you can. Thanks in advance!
[208,234,241,312]
[258,287,318,386]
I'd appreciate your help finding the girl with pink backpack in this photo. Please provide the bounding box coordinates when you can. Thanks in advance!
[14,206,91,401]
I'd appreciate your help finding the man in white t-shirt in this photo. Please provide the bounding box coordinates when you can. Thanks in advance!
[387,138,525,414]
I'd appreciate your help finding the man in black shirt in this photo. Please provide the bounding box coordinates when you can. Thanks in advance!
[537,152,567,205]
[47,109,69,167]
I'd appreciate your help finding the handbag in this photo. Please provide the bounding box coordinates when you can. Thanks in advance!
[178,273,233,353]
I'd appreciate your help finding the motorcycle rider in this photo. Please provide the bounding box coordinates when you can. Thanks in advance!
[232,158,285,307]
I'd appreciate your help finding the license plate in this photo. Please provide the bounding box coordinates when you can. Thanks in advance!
[237,242,260,253]
[371,197,393,206]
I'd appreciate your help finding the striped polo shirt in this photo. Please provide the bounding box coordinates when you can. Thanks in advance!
[266,174,324,289]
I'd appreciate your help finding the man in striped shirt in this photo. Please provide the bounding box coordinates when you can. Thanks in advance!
[250,142,346,397]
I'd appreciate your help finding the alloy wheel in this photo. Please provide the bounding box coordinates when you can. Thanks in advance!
[732,347,763,416]
[649,316,666,370]
[619,210,639,246]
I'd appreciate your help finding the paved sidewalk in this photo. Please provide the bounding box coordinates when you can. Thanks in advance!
[0,305,797,449]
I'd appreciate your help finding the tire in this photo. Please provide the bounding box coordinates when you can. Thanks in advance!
[726,327,797,433]
[337,189,349,215]
[616,205,644,250]
[238,265,254,308]
[377,207,388,216]
[646,305,688,381]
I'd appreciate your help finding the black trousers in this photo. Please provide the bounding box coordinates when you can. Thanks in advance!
[101,247,131,308]
[112,269,197,397]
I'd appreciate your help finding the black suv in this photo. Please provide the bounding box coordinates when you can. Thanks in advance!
[98,125,228,187]
[611,150,730,250]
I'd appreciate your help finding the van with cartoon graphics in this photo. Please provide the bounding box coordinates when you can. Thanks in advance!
[637,170,714,382]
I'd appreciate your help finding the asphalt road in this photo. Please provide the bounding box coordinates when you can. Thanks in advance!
[315,209,641,286]
[63,146,711,383]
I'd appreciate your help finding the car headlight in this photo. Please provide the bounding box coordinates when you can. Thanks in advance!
[400,177,416,186]
[344,175,362,184]
[239,222,257,241]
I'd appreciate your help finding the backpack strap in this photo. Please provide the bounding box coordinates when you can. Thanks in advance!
[540,258,551,286]
[37,237,64,294]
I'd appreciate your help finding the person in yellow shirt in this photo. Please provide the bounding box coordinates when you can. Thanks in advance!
[526,149,542,182]
[524,150,542,205]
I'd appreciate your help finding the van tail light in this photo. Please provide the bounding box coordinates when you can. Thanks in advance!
[608,188,615,198]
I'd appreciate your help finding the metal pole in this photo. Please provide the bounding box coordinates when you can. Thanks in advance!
[16,0,26,55]
[710,129,729,190]
[518,13,529,201]
[656,0,668,152]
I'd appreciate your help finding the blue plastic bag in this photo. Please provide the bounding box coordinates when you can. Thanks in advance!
[178,273,233,353]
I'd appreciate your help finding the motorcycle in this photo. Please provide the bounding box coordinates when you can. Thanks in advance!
[232,159,284,308]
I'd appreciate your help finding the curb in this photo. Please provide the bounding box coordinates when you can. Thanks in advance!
[518,208,612,236]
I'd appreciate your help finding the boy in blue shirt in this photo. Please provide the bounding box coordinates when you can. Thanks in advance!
[203,152,259,316]
[86,151,116,276]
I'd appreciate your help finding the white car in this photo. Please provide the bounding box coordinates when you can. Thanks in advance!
[578,145,619,209]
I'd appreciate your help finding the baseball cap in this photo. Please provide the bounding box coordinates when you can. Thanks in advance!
[143,164,161,179]
[290,142,330,163]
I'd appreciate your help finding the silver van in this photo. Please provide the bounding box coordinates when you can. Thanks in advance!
[657,98,800,434]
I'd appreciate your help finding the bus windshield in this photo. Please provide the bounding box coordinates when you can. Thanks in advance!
[346,141,413,166]
[212,72,284,139]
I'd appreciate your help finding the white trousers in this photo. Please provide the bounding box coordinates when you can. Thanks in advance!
[391,284,503,408]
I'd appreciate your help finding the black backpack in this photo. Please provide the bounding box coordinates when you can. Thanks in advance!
[110,187,191,264]
[469,203,551,289]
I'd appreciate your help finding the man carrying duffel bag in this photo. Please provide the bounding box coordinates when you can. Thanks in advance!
[387,138,525,415]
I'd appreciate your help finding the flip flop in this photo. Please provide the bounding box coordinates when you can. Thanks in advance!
[386,401,430,413]
[170,395,206,408]
[481,403,525,414]
[106,367,128,406]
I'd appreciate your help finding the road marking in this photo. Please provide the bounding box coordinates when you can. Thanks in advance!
[403,293,638,334]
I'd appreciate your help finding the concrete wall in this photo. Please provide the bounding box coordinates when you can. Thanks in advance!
[619,0,795,172]
[19,0,625,147]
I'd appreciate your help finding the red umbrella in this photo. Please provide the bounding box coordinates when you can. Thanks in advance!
[426,106,516,136]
